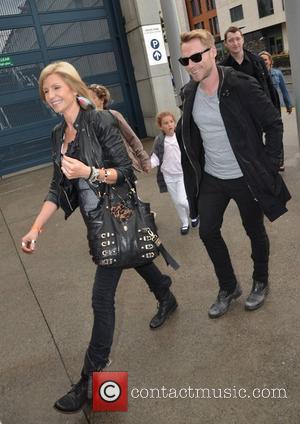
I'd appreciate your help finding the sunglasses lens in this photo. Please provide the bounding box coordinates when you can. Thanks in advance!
[179,57,188,66]
[179,52,204,66]
[190,53,202,63]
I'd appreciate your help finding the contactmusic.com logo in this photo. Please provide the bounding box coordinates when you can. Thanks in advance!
[92,372,128,412]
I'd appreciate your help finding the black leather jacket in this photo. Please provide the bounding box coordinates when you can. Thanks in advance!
[45,108,134,219]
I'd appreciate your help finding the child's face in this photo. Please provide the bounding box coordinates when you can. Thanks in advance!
[160,115,176,136]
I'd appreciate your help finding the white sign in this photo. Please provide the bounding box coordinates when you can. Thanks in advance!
[142,24,168,66]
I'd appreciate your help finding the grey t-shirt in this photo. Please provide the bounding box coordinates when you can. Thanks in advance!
[192,87,243,179]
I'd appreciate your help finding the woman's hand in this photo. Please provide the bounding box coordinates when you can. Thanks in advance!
[21,229,40,254]
[61,155,90,179]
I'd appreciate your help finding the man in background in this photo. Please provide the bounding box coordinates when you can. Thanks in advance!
[221,26,280,110]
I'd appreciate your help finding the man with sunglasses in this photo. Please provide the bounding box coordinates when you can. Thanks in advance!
[176,29,291,318]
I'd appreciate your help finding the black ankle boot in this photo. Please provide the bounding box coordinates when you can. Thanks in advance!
[54,375,90,414]
[208,282,242,319]
[245,280,269,310]
[150,290,178,329]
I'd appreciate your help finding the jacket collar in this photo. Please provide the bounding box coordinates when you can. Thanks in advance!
[53,108,84,164]
[73,108,84,130]
[181,66,235,146]
[182,65,229,104]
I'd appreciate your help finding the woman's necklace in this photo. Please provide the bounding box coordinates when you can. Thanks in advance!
[62,127,77,154]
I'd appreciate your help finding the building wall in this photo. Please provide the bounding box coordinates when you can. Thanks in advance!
[185,0,220,40]
[215,0,288,51]
[174,0,190,32]
[216,0,285,36]
[0,0,147,175]
[120,0,178,136]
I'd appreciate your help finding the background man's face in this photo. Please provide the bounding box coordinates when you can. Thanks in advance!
[224,31,244,55]
[181,38,216,82]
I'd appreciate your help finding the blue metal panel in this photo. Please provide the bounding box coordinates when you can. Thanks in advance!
[38,9,107,24]
[47,40,114,60]
[0,16,34,29]
[0,0,145,176]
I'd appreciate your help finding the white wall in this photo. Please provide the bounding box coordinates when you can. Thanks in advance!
[216,0,286,40]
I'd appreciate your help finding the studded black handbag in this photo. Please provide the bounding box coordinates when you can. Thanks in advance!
[87,179,179,270]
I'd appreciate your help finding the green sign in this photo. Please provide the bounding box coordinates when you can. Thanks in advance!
[0,56,13,68]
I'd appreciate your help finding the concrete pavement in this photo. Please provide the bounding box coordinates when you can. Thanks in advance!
[0,111,299,424]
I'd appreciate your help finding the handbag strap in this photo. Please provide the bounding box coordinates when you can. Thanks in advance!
[159,244,180,270]
[146,229,180,271]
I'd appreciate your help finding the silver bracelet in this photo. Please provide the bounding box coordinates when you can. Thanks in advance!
[88,166,100,183]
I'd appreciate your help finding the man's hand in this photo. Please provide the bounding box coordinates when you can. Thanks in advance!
[61,155,90,179]
[286,106,293,114]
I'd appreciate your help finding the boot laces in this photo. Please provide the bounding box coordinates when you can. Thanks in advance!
[252,281,265,293]
[70,377,87,395]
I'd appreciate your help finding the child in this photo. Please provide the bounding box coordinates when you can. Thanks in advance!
[151,112,196,235]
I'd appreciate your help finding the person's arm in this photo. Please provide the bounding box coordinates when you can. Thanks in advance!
[91,110,134,184]
[277,70,293,112]
[21,201,58,254]
[110,110,151,172]
[150,152,160,168]
[61,154,118,184]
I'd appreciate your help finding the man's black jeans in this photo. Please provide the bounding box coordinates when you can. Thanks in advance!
[83,262,172,373]
[198,173,269,292]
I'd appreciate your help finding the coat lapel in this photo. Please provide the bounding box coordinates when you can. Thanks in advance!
[182,80,198,153]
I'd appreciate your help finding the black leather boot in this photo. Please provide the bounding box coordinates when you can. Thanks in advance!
[150,290,178,329]
[245,280,269,310]
[208,282,242,319]
[53,374,90,414]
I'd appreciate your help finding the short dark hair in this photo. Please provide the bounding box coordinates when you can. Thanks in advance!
[224,26,243,41]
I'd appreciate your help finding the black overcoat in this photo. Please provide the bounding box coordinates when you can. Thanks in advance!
[176,66,291,222]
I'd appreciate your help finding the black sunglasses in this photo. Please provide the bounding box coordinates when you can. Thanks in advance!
[178,47,211,66]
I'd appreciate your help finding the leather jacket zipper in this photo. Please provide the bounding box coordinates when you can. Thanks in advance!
[217,66,225,99]
[62,187,74,212]
[57,143,74,212]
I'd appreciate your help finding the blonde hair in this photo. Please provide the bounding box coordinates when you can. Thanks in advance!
[259,50,273,66]
[88,84,111,109]
[156,111,176,128]
[180,29,215,48]
[39,61,92,101]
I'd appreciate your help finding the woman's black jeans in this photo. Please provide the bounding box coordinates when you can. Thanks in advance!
[198,173,269,292]
[83,262,171,374]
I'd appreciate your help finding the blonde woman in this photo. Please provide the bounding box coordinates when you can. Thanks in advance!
[21,62,177,414]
